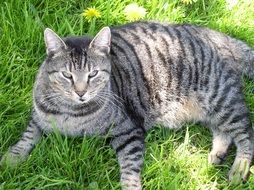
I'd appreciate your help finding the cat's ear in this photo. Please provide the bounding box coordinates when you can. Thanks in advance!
[89,27,111,55]
[44,28,67,55]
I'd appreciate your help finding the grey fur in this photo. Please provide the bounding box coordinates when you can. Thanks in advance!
[1,21,254,189]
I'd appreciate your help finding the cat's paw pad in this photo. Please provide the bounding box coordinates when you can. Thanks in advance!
[208,151,226,165]
[228,158,251,184]
[0,152,25,167]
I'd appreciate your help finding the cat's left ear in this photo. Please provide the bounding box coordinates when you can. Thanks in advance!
[89,27,111,55]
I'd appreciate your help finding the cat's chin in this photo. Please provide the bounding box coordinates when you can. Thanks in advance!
[75,97,90,104]
[64,98,89,106]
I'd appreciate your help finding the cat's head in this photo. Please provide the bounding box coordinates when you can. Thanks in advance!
[41,27,111,105]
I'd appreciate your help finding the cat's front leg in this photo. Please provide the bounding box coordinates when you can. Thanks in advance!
[0,117,42,167]
[111,124,145,190]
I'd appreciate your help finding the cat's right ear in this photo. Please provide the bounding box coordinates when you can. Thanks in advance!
[44,28,67,55]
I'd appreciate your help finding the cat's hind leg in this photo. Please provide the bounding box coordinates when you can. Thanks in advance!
[210,102,254,182]
[226,116,254,183]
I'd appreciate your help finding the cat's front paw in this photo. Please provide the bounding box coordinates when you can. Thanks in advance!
[228,158,251,184]
[0,152,26,167]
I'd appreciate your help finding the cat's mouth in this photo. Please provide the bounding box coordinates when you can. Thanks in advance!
[77,97,91,104]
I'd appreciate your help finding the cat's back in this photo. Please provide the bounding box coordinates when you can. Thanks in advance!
[110,22,209,126]
[110,21,237,60]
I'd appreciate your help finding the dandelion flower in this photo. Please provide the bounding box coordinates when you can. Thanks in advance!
[124,3,147,21]
[82,7,101,21]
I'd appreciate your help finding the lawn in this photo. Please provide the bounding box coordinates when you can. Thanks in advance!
[1,0,254,189]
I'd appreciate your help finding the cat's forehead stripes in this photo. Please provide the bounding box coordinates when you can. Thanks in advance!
[69,49,88,71]
[63,36,92,71]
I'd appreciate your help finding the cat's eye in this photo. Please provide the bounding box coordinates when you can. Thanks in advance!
[62,71,72,79]
[89,70,99,78]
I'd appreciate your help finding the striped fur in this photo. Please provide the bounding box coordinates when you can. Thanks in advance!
[1,21,254,189]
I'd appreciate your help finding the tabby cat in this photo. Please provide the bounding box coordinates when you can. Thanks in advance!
[1,21,254,189]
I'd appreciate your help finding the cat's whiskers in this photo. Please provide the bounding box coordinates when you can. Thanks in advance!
[40,93,65,107]
[97,93,122,111]
[98,91,124,107]
[40,94,59,104]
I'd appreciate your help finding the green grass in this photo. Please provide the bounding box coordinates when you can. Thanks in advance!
[1,0,254,189]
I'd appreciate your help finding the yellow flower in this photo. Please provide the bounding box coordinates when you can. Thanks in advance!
[82,7,101,21]
[123,3,147,21]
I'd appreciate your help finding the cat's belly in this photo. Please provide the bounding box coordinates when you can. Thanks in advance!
[149,97,205,129]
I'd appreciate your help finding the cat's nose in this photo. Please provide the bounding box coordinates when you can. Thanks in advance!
[75,90,86,97]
